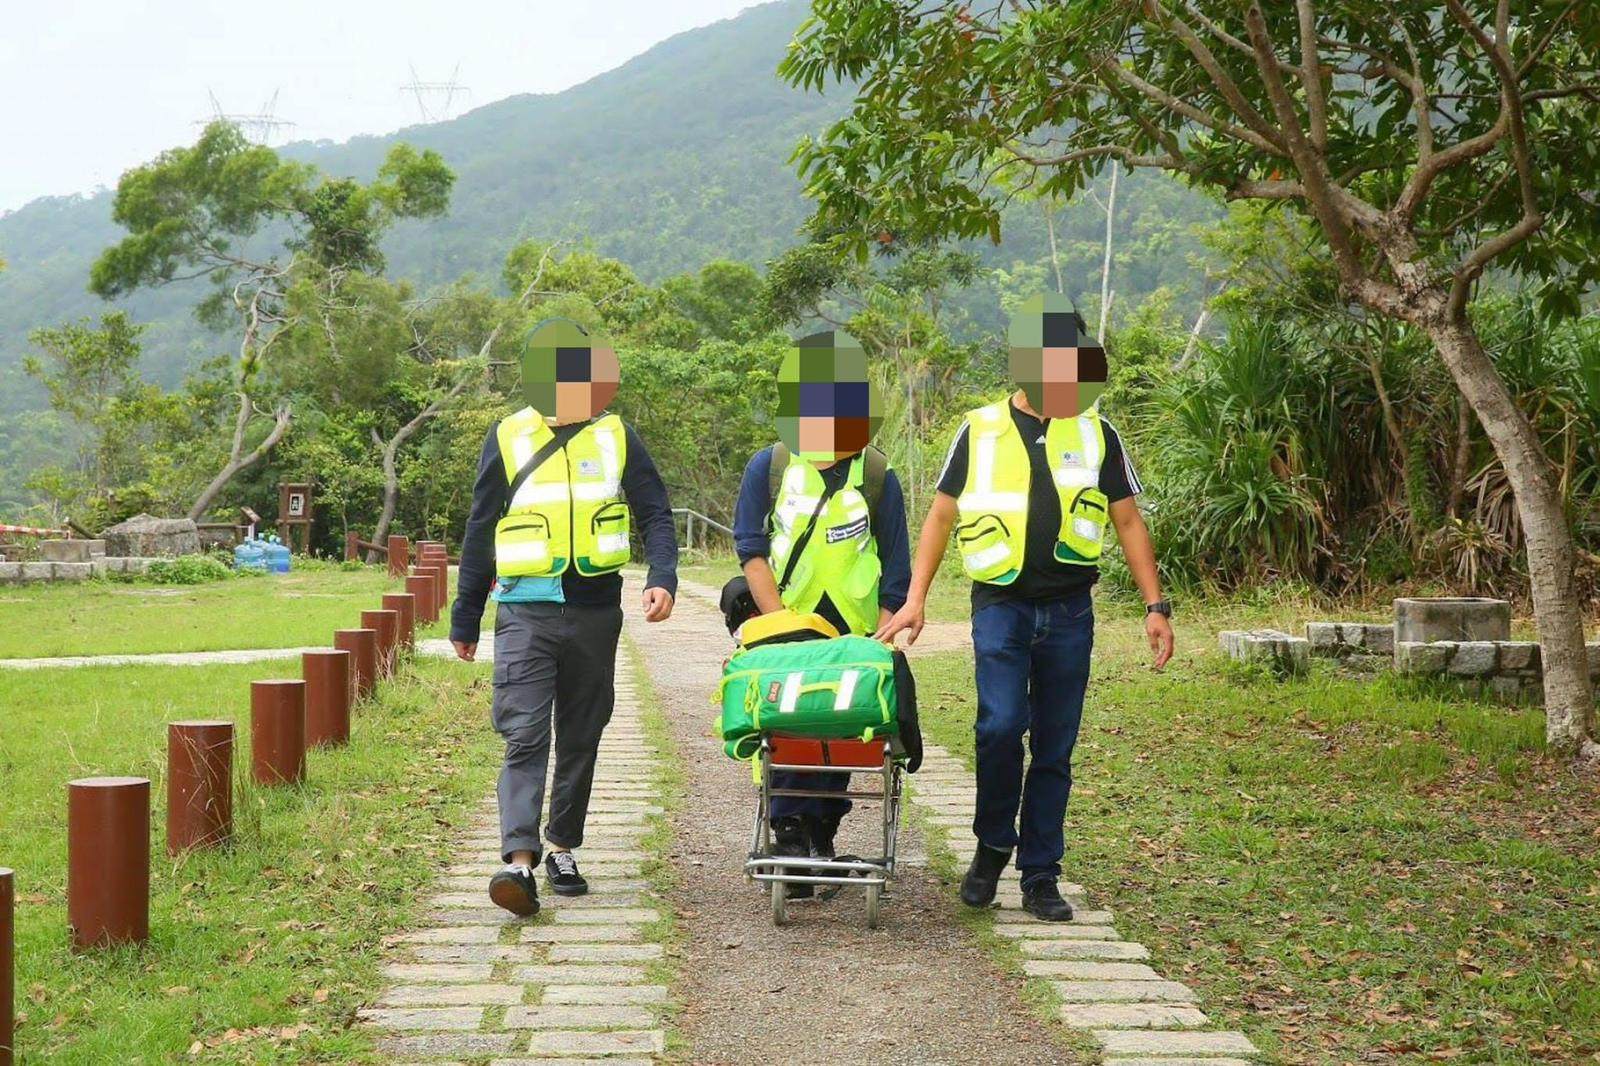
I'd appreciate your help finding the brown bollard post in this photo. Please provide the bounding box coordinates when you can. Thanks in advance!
[166,721,233,855]
[334,628,378,701]
[420,559,447,611]
[406,573,436,625]
[387,535,410,578]
[361,609,400,679]
[250,680,306,787]
[1,867,12,1066]
[302,650,352,748]
[382,592,416,654]
[67,777,150,949]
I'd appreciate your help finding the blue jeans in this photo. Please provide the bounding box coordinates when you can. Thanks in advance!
[971,593,1093,884]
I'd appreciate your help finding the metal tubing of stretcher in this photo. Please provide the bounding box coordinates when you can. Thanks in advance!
[751,873,888,887]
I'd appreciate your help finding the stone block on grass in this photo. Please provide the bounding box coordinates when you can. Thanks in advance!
[1052,980,1197,1003]
[1096,1030,1259,1055]
[1394,641,1451,676]
[502,1005,655,1029]
[524,1030,664,1057]
[1062,1003,1208,1029]
[1446,641,1500,676]
[358,1006,483,1030]
[1218,629,1309,675]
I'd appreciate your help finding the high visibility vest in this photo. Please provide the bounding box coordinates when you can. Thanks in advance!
[954,400,1108,584]
[494,408,630,578]
[768,451,883,636]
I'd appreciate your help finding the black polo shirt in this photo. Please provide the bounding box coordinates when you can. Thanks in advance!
[935,401,1142,611]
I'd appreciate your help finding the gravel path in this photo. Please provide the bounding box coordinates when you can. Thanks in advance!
[625,574,1075,1065]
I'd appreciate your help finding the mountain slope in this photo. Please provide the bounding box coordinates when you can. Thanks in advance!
[0,0,1218,417]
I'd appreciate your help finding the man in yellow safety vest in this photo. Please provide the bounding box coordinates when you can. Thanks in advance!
[451,319,678,917]
[733,330,911,894]
[878,295,1174,921]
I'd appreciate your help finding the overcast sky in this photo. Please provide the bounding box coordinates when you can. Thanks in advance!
[0,0,762,213]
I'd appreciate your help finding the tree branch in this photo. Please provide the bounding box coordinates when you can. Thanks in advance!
[1146,0,1286,146]
[1097,57,1288,156]
[1295,0,1329,150]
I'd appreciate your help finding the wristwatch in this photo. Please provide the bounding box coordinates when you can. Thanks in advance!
[1145,600,1173,618]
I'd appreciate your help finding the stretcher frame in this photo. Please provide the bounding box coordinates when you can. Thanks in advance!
[744,734,904,928]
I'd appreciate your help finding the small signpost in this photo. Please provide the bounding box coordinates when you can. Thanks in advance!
[276,483,313,554]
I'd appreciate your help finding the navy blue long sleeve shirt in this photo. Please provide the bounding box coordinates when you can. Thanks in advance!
[732,446,911,630]
[450,417,679,644]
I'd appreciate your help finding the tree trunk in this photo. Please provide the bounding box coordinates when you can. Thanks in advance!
[1448,393,1474,519]
[186,394,292,521]
[1098,166,1118,340]
[1424,315,1594,751]
[369,434,402,563]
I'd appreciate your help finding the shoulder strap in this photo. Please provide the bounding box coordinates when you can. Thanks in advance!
[776,478,842,594]
[860,445,888,530]
[767,442,790,507]
[501,422,584,518]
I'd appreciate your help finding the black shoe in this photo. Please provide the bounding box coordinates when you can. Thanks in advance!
[1020,877,1075,922]
[772,816,814,899]
[960,844,1011,907]
[545,851,589,896]
[488,864,540,917]
[802,813,840,859]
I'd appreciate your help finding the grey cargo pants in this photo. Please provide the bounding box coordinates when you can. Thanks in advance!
[491,600,624,862]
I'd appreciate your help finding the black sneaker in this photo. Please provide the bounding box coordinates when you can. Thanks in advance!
[960,843,1011,907]
[545,851,588,897]
[803,813,840,860]
[1020,877,1075,922]
[772,816,813,899]
[488,863,540,917]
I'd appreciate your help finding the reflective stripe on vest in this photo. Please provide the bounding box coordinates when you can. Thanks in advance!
[767,451,882,636]
[494,408,631,578]
[954,400,1109,583]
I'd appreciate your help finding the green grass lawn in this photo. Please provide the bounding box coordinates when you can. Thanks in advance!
[913,603,1600,1063]
[1,655,497,1063]
[0,562,438,659]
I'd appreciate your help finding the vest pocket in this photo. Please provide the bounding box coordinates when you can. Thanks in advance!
[1056,488,1108,564]
[957,514,1017,582]
[496,514,556,576]
[580,500,631,573]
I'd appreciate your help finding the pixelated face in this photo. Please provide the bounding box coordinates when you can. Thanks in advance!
[775,330,883,463]
[1008,294,1108,419]
[519,318,620,425]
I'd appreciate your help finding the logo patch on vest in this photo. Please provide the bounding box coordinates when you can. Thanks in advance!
[576,458,601,477]
[825,516,869,544]
[766,680,782,703]
[1060,450,1085,467]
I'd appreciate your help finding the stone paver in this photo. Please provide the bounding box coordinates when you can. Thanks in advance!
[365,646,670,1060]
[1097,1030,1261,1055]
[907,742,1259,1058]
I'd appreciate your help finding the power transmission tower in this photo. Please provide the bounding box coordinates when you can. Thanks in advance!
[400,63,470,122]
[196,89,296,145]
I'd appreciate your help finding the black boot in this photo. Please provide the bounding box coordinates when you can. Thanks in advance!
[771,815,813,899]
[802,813,840,860]
[1020,877,1075,922]
[960,843,1011,907]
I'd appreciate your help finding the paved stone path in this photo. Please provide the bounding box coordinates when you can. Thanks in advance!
[0,645,324,670]
[361,647,672,1064]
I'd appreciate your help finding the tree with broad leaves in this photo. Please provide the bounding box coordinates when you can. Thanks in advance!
[782,0,1600,753]
[89,121,453,522]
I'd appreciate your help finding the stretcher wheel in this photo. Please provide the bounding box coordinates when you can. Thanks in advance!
[865,882,882,929]
[770,880,788,926]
